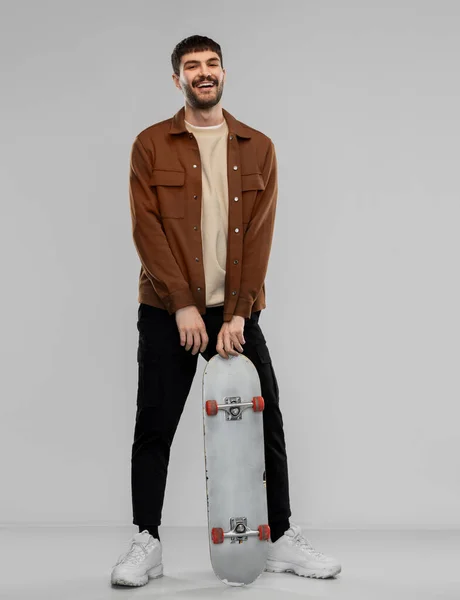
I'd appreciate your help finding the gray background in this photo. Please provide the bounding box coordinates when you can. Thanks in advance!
[1,0,458,529]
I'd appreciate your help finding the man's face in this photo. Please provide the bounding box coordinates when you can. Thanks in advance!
[174,50,225,109]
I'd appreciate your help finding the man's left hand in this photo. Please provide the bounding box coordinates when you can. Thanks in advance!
[216,315,246,359]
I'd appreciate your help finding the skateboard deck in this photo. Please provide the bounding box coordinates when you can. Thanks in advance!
[202,353,270,586]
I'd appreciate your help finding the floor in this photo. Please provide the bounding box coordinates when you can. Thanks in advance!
[1,526,459,599]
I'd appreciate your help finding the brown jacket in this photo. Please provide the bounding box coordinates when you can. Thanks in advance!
[129,105,278,322]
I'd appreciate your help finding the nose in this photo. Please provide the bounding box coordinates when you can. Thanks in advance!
[198,65,213,79]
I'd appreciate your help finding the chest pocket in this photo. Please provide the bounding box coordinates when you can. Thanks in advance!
[149,169,185,218]
[241,172,265,223]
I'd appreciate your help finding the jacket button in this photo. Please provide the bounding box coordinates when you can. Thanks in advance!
[197,287,201,291]
[233,165,238,170]
[235,228,240,233]
[234,259,239,264]
[195,257,199,262]
[232,291,237,296]
[193,195,198,199]
[189,134,193,138]
[194,226,198,230]
[229,135,233,140]
[193,164,198,168]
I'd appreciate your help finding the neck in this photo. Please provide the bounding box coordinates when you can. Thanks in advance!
[184,102,224,127]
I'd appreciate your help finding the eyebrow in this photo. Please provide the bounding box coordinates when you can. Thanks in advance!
[183,58,220,67]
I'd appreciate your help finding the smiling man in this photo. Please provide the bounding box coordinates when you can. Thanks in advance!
[110,35,342,588]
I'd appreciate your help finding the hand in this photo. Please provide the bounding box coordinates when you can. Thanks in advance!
[175,305,209,355]
[216,315,246,359]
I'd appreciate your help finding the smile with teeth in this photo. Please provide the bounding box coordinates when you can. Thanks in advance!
[197,82,215,90]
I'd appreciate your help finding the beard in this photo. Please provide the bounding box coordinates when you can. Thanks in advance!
[183,79,224,109]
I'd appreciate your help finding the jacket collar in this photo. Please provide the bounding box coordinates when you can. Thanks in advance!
[169,105,252,139]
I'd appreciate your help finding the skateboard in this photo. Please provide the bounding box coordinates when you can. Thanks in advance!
[202,353,270,587]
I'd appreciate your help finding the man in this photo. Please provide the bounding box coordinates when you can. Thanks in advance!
[111,35,341,587]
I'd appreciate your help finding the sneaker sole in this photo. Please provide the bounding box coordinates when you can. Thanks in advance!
[111,563,163,587]
[264,559,341,579]
[148,564,164,579]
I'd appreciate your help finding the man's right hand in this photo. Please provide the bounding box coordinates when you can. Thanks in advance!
[175,305,209,355]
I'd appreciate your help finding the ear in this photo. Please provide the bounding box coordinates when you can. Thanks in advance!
[172,73,180,90]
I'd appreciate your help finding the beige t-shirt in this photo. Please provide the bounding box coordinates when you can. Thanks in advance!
[184,118,229,308]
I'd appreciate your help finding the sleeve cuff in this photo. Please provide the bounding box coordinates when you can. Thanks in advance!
[233,297,254,319]
[163,287,197,315]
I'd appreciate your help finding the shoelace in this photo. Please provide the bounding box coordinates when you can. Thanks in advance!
[113,540,149,568]
[291,530,327,559]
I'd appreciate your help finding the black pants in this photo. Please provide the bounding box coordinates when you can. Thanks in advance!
[131,303,291,533]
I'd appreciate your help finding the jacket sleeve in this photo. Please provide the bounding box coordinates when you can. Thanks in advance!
[233,140,278,319]
[129,136,196,314]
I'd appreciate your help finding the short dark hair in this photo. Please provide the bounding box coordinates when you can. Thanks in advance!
[171,35,223,76]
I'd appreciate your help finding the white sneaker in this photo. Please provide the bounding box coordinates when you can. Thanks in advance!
[265,523,341,579]
[111,530,163,587]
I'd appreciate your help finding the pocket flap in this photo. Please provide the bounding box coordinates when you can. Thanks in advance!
[150,169,185,186]
[241,172,265,191]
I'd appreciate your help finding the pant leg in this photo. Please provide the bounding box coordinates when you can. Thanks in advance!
[201,308,292,528]
[131,303,199,527]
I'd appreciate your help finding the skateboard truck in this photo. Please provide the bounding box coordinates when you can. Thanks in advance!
[211,517,270,544]
[205,396,265,420]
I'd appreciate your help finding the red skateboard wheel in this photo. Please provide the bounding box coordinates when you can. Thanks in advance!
[206,400,218,416]
[252,396,265,412]
[212,527,224,544]
[258,524,270,541]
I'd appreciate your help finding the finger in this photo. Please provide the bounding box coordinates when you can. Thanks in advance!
[200,330,208,353]
[216,336,228,359]
[225,332,239,356]
[231,333,244,353]
[185,331,193,351]
[192,331,201,355]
